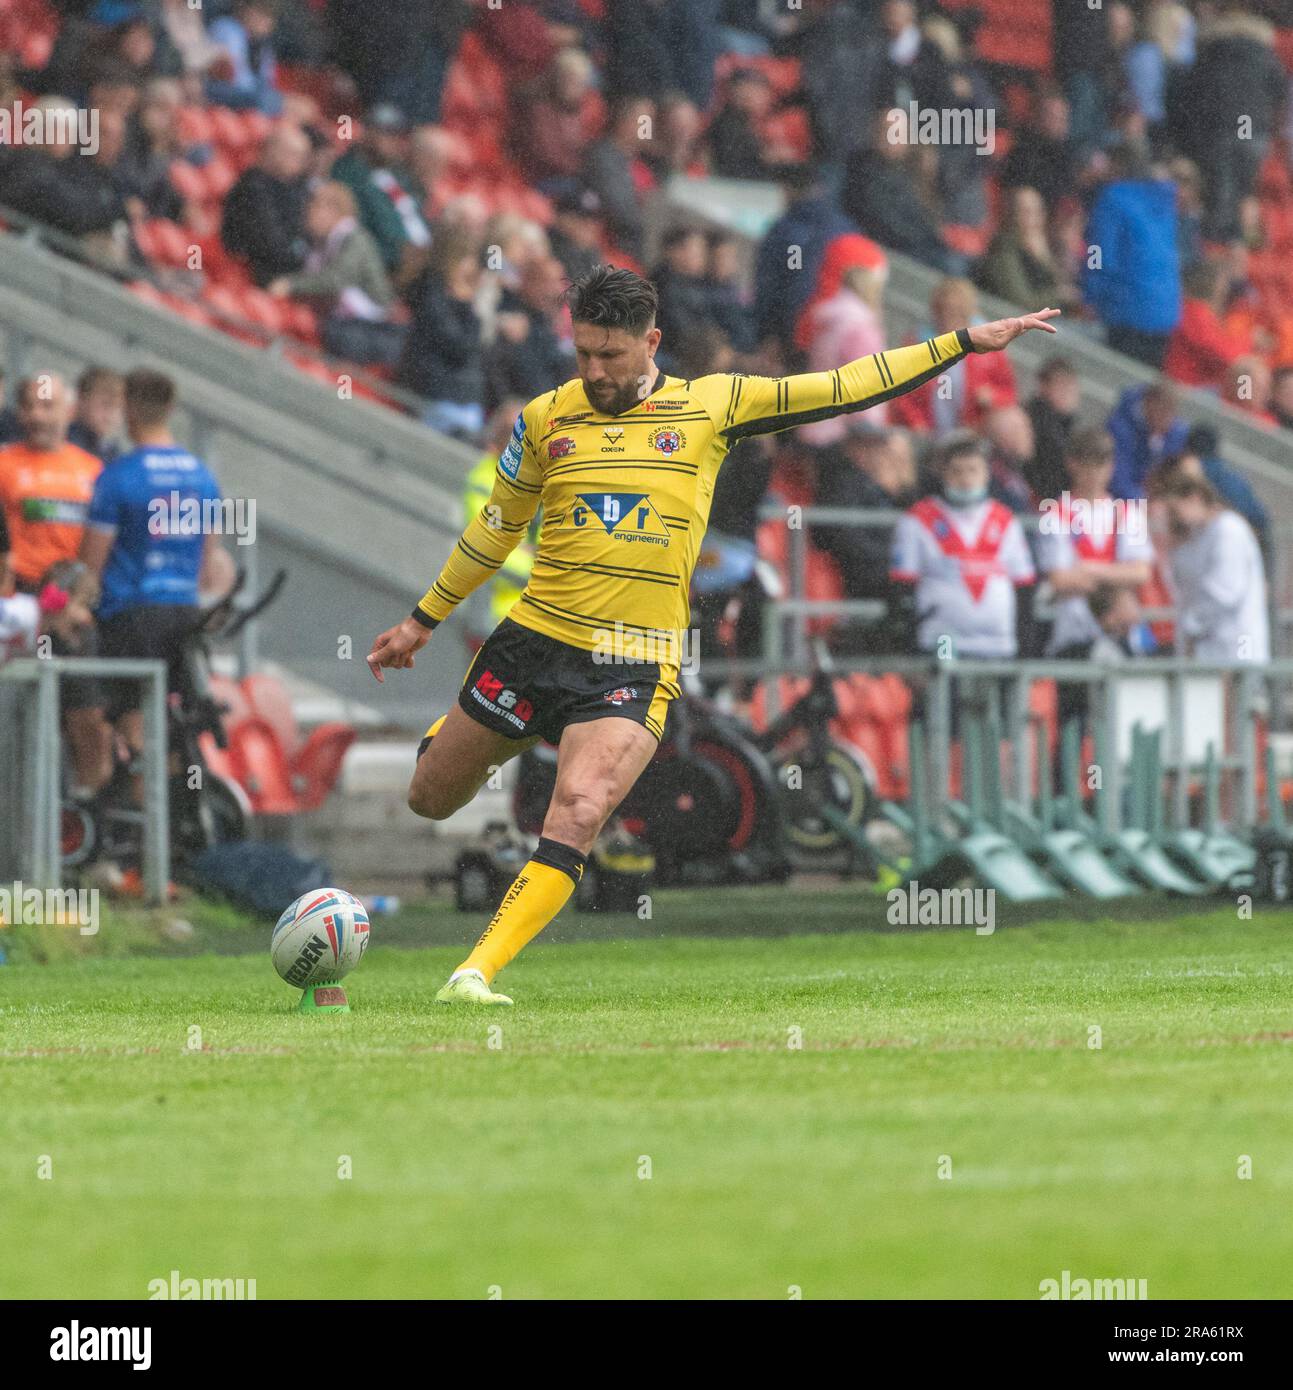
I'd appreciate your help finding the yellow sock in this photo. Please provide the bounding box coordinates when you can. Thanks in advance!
[456,838,586,982]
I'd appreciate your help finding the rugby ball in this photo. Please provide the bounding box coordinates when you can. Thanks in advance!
[272,888,370,988]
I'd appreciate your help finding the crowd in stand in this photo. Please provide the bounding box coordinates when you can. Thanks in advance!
[0,0,1287,692]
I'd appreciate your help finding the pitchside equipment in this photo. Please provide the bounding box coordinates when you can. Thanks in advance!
[1003,722,1139,899]
[272,888,371,1013]
[1250,745,1293,900]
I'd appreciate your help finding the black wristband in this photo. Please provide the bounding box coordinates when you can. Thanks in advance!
[409,607,439,630]
[956,327,974,355]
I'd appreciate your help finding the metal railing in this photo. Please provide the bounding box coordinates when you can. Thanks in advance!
[0,659,170,902]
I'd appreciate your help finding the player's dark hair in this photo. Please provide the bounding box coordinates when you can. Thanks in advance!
[124,368,176,426]
[566,264,658,335]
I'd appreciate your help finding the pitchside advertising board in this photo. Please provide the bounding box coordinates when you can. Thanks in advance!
[0,1302,1279,1369]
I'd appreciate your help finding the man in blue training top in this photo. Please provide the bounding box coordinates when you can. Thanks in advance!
[79,370,224,756]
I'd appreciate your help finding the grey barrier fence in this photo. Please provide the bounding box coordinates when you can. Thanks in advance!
[0,659,170,902]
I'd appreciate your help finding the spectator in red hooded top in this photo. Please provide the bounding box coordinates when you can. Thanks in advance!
[794,234,890,445]
[1163,259,1253,390]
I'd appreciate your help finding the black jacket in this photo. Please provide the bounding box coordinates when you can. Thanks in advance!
[842,151,956,275]
[1,147,125,235]
[221,167,309,285]
[399,276,485,404]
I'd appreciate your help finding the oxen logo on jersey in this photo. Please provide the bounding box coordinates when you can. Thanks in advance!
[567,492,671,546]
[603,686,638,706]
[548,435,577,460]
[648,427,686,456]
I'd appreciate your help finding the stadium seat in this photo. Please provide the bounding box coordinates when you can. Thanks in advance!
[134,218,193,270]
[224,718,300,816]
[240,672,357,812]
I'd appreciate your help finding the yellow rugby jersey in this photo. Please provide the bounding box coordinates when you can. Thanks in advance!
[415,329,972,655]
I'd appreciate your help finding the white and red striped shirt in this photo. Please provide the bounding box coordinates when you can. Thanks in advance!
[890,496,1034,657]
[1040,494,1154,653]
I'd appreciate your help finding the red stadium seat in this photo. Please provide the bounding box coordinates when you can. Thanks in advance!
[134,218,193,269]
[225,718,300,815]
[176,106,216,147]
[240,672,356,811]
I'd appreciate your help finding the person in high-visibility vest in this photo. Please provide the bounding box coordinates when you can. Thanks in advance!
[464,398,538,633]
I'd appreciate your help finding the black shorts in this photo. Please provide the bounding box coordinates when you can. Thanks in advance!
[98,604,199,717]
[48,626,104,712]
[455,617,675,745]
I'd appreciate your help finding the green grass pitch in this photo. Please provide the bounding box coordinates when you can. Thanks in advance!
[2,893,1290,1299]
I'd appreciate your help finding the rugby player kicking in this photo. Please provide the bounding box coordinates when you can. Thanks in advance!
[367,265,1058,1005]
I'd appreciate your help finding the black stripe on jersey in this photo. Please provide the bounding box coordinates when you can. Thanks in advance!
[457,537,502,569]
[723,375,739,430]
[497,470,543,495]
[877,350,894,387]
[432,578,467,605]
[720,340,968,442]
[831,368,841,405]
[644,713,663,740]
[927,337,941,365]
[539,411,711,442]
[546,459,700,479]
[518,593,678,639]
[532,555,680,587]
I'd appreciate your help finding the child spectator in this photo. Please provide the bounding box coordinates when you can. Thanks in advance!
[1040,426,1154,660]
[889,432,1035,660]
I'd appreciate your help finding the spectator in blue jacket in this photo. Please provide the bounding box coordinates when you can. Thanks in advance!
[207,0,284,115]
[754,164,857,355]
[1107,381,1190,500]
[1082,143,1182,369]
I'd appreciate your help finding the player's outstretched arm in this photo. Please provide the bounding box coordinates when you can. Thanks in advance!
[965,307,1061,353]
[715,309,1059,442]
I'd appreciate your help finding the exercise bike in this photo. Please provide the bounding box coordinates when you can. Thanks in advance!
[61,569,287,876]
